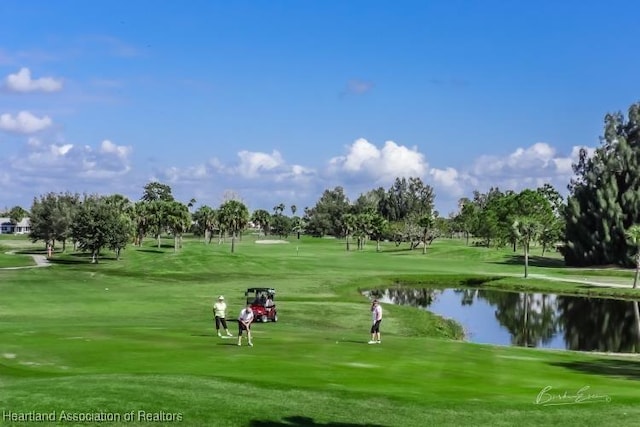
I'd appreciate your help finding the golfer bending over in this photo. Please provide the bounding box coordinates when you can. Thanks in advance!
[237,304,254,347]
[368,299,382,344]
[213,296,233,337]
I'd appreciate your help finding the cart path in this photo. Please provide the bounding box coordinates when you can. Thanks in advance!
[1,251,50,270]
[475,271,635,289]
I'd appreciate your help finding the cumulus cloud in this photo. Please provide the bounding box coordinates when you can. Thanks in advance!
[421,141,598,213]
[10,138,132,179]
[100,139,131,159]
[328,138,427,183]
[155,149,315,187]
[429,167,472,197]
[0,111,53,134]
[236,150,284,178]
[471,142,593,181]
[4,67,63,92]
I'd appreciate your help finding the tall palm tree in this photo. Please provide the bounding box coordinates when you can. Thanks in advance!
[166,201,191,252]
[370,213,387,252]
[218,200,249,253]
[512,216,540,278]
[342,213,357,251]
[131,202,150,246]
[625,224,640,288]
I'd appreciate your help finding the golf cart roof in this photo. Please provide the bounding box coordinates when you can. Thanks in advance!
[245,287,275,293]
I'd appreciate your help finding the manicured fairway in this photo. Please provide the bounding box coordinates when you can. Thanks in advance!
[2,236,640,426]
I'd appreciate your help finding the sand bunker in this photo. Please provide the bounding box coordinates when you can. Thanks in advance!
[255,240,290,244]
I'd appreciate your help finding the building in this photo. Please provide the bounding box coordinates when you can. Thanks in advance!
[0,217,31,234]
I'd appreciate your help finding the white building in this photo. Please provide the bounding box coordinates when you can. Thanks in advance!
[0,217,31,234]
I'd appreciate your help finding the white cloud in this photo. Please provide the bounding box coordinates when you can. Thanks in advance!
[471,142,594,181]
[328,138,427,183]
[1,133,597,218]
[0,111,53,134]
[10,138,131,180]
[157,149,316,186]
[100,139,131,159]
[429,167,467,197]
[236,150,284,178]
[4,67,63,92]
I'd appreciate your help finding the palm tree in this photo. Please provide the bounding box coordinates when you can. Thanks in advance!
[218,200,249,253]
[625,224,640,288]
[370,213,387,252]
[131,202,151,246]
[273,203,285,216]
[165,201,191,252]
[251,209,271,236]
[342,213,357,251]
[512,216,540,278]
[193,205,217,244]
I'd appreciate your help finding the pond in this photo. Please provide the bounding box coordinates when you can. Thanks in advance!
[370,287,640,353]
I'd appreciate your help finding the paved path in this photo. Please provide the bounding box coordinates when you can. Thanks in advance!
[470,270,636,289]
[528,273,634,289]
[1,251,50,270]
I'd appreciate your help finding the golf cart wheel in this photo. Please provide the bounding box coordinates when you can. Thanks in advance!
[273,314,278,322]
[261,316,268,323]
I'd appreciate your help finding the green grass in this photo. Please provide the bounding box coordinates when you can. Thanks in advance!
[1,236,640,426]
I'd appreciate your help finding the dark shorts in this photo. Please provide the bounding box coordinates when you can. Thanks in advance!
[215,316,228,329]
[238,320,251,334]
[371,320,382,334]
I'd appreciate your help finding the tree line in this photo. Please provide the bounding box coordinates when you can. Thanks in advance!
[7,101,640,273]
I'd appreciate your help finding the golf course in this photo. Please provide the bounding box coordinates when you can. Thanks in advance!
[2,234,640,427]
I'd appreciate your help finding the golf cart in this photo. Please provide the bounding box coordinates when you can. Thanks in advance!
[245,287,278,323]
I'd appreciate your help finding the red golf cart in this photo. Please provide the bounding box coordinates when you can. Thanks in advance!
[245,287,278,323]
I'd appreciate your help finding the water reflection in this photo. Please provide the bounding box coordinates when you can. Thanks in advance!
[371,287,640,353]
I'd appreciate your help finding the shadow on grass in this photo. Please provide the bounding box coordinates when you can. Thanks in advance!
[13,249,47,255]
[550,358,640,381]
[45,252,118,264]
[492,255,565,268]
[135,248,165,254]
[47,258,88,265]
[136,243,176,250]
[334,339,368,345]
[249,415,387,427]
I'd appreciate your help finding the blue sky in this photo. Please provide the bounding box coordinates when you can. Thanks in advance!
[1,0,639,215]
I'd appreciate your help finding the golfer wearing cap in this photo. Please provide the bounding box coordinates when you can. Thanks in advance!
[368,300,382,344]
[213,296,233,338]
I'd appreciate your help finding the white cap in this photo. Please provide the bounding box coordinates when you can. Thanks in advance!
[218,295,224,300]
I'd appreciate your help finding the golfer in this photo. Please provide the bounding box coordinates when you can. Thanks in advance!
[368,299,382,344]
[237,304,254,347]
[213,296,233,337]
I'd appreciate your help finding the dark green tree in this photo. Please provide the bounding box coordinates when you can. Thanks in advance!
[564,103,640,266]
[8,206,28,228]
[141,181,174,202]
[305,187,350,237]
[250,209,271,236]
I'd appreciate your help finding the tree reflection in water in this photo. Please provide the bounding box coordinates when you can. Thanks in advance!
[370,287,640,353]
[558,297,640,353]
